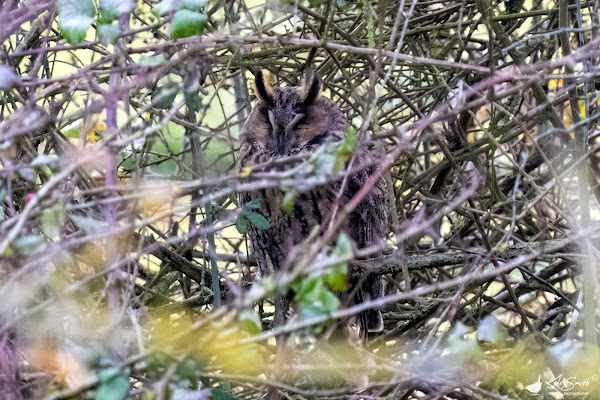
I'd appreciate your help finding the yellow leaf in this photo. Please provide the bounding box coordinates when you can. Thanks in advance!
[240,166,252,177]
[95,121,107,131]
[548,78,563,89]
[88,131,102,143]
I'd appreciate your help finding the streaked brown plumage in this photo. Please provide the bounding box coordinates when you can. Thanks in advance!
[238,70,387,335]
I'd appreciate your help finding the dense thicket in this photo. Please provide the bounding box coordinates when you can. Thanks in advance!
[0,0,599,398]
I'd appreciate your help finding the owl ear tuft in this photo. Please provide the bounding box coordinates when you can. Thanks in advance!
[299,70,322,105]
[254,70,275,106]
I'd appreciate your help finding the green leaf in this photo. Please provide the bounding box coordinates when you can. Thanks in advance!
[334,128,356,170]
[550,339,582,367]
[448,323,482,363]
[71,215,111,235]
[41,203,66,239]
[281,189,297,214]
[145,352,169,372]
[176,358,198,382]
[13,235,46,254]
[292,274,319,299]
[228,193,239,207]
[181,0,208,11]
[172,388,211,399]
[238,309,262,335]
[294,277,339,319]
[99,0,135,23]
[153,0,180,16]
[63,121,81,138]
[184,90,202,113]
[326,263,347,291]
[98,23,120,45]
[309,143,336,175]
[326,233,351,290]
[30,154,58,167]
[0,187,6,221]
[211,387,241,400]
[17,167,35,182]
[96,368,130,400]
[244,210,270,230]
[477,316,507,344]
[171,9,207,40]
[57,0,96,45]
[149,159,178,176]
[152,82,179,109]
[235,214,248,234]
[331,232,352,258]
[199,139,234,178]
[244,199,261,210]
[138,54,166,66]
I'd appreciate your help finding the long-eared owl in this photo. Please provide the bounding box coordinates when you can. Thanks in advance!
[238,70,387,334]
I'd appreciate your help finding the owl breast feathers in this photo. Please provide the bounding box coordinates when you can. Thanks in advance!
[238,70,387,333]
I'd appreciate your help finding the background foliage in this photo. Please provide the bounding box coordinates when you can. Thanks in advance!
[0,0,599,398]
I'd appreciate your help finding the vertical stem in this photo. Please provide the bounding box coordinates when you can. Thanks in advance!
[103,12,130,357]
[204,192,221,308]
[186,109,221,308]
[559,0,597,346]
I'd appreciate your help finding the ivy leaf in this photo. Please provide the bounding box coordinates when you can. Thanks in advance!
[244,199,261,210]
[0,187,6,220]
[334,128,356,170]
[96,368,130,400]
[184,90,202,113]
[238,309,262,335]
[309,143,336,175]
[294,276,339,319]
[71,215,111,235]
[281,189,297,214]
[145,352,169,372]
[57,0,96,44]
[228,193,239,207]
[171,388,211,400]
[235,214,248,234]
[176,358,198,383]
[17,167,35,182]
[30,154,58,167]
[477,316,507,344]
[41,203,66,239]
[326,233,351,291]
[99,0,135,23]
[211,387,242,400]
[152,82,179,109]
[448,323,482,363]
[153,0,180,16]
[171,9,207,40]
[98,23,120,45]
[182,0,208,11]
[13,235,46,254]
[244,210,270,230]
[138,54,166,66]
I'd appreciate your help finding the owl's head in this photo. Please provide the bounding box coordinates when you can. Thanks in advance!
[248,70,346,156]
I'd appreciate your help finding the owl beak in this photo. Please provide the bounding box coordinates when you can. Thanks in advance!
[285,113,304,135]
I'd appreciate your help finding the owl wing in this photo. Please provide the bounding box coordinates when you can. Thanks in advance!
[344,147,388,333]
